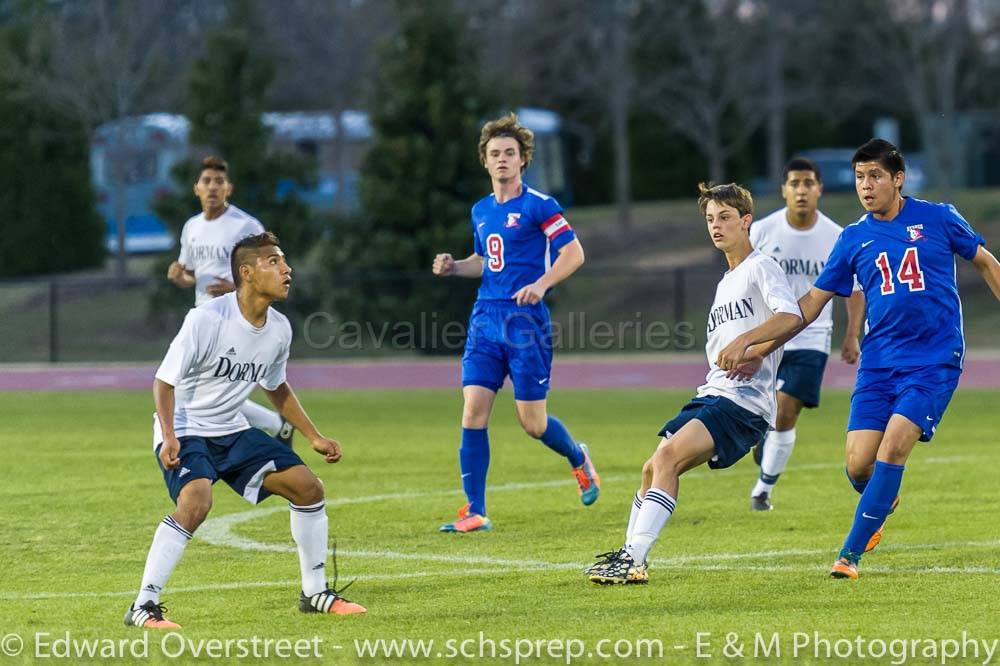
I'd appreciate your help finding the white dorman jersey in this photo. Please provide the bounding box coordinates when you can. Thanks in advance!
[698,250,801,427]
[177,205,265,305]
[750,208,846,354]
[153,292,291,444]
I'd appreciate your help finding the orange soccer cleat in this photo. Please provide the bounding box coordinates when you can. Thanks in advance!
[572,444,601,506]
[440,503,492,533]
[830,556,859,580]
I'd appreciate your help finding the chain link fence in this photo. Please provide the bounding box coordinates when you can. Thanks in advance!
[1,261,995,364]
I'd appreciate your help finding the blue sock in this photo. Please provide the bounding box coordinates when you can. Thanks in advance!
[841,461,904,560]
[538,416,584,468]
[846,467,869,494]
[459,428,490,516]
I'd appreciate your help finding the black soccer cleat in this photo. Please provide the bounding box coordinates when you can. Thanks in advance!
[299,588,366,615]
[123,600,181,629]
[751,492,773,511]
[586,548,649,585]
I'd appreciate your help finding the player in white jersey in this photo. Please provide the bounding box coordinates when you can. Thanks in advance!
[166,156,293,446]
[747,157,865,510]
[124,232,365,629]
[586,183,801,585]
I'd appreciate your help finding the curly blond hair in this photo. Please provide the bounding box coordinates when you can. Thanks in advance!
[478,113,534,172]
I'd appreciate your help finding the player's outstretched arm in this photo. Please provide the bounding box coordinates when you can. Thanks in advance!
[716,312,802,374]
[263,382,342,463]
[717,286,834,376]
[167,261,195,289]
[841,290,865,364]
[512,238,585,306]
[432,253,484,278]
[971,245,1000,301]
[153,378,182,470]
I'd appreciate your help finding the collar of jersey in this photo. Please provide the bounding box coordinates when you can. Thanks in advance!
[226,293,268,334]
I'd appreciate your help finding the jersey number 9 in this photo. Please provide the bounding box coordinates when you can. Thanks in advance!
[486,233,505,272]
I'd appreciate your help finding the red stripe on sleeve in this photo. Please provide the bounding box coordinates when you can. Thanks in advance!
[548,225,572,241]
[540,213,564,230]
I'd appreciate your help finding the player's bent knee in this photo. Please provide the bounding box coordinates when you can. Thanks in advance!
[520,418,547,439]
[175,498,212,531]
[877,440,912,465]
[292,473,325,506]
[651,445,683,477]
[845,460,874,481]
[461,404,491,429]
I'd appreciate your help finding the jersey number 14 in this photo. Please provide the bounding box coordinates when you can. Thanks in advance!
[875,247,925,295]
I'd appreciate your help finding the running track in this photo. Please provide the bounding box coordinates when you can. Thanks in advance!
[3,356,1000,391]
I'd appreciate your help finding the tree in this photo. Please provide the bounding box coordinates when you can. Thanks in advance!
[520,0,638,234]
[154,0,314,256]
[0,23,103,277]
[848,0,985,192]
[151,0,315,313]
[635,0,768,183]
[15,0,201,277]
[262,0,391,212]
[327,0,493,354]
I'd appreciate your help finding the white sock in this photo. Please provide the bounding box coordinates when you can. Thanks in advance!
[625,488,676,564]
[135,516,192,607]
[624,490,644,545]
[241,399,283,435]
[752,428,796,497]
[290,501,328,597]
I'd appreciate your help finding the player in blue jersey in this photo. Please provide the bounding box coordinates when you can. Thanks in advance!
[431,112,599,533]
[717,139,1000,579]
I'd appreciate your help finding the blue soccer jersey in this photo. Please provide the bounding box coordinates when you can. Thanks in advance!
[471,186,575,301]
[814,197,984,369]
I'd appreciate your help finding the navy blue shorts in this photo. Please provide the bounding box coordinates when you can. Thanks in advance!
[659,395,770,469]
[155,428,305,504]
[776,350,829,408]
[462,300,553,401]
[849,364,961,442]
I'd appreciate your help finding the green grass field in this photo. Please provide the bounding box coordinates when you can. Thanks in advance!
[1,389,999,665]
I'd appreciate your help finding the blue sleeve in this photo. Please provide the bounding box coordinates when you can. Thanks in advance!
[536,196,576,252]
[942,204,984,260]
[813,232,855,297]
[471,214,483,256]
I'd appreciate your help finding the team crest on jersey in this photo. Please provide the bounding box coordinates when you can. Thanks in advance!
[504,213,522,228]
[906,224,925,241]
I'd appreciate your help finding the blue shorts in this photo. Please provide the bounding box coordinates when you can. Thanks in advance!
[849,364,962,442]
[658,395,770,470]
[776,350,829,408]
[155,428,305,504]
[462,300,553,401]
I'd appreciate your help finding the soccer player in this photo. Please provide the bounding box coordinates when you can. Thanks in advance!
[124,232,365,629]
[747,157,865,511]
[167,156,294,446]
[431,113,599,533]
[586,183,801,584]
[717,139,1000,580]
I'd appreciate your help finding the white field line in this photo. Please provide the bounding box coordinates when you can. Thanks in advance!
[6,455,995,602]
[192,453,973,558]
[7,555,1000,602]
